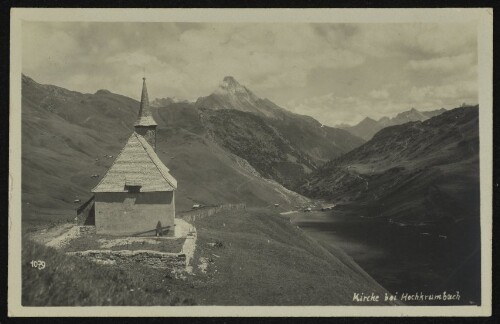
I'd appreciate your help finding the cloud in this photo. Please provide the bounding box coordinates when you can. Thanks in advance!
[369,89,390,99]
[408,53,476,73]
[345,23,477,59]
[22,24,81,75]
[22,21,479,126]
[409,81,477,102]
[288,79,478,126]
[168,23,365,91]
[106,52,165,68]
[23,22,367,98]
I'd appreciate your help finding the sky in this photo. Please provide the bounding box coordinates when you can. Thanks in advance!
[22,21,478,126]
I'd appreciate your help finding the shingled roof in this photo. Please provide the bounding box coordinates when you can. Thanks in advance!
[134,78,157,127]
[92,132,177,193]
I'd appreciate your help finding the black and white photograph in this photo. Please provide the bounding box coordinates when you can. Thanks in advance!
[8,8,493,317]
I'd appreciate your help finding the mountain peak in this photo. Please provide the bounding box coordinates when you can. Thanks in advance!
[394,108,426,121]
[95,89,111,95]
[150,97,191,107]
[223,76,239,85]
[219,76,247,93]
[343,106,447,140]
[196,76,293,119]
[214,76,257,100]
[360,117,377,124]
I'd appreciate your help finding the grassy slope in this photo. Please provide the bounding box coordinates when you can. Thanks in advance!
[299,106,480,223]
[22,238,195,306]
[153,105,310,210]
[296,107,482,305]
[22,76,138,224]
[23,209,392,306]
[268,113,366,163]
[184,208,392,305]
[20,76,392,306]
[21,76,308,226]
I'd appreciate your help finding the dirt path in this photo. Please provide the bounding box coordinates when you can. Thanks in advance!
[30,223,80,249]
[46,226,80,248]
[181,224,197,273]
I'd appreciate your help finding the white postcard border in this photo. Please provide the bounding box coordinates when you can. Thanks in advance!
[8,7,493,317]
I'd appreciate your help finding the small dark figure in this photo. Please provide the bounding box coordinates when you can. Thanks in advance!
[156,221,162,237]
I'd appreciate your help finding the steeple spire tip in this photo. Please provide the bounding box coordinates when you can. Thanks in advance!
[134,76,157,127]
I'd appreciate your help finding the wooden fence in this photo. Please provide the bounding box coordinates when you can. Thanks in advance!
[179,203,246,222]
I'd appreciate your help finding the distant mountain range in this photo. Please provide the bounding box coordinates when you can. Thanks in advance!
[194,76,365,187]
[339,107,448,140]
[150,97,192,107]
[21,74,364,222]
[22,72,478,227]
[299,105,479,224]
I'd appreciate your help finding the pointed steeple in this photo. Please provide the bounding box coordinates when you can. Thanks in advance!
[134,77,157,151]
[135,77,157,127]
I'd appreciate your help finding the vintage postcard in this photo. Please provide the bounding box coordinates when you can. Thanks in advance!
[8,8,493,317]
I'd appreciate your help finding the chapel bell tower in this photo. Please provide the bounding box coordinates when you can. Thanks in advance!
[134,77,157,151]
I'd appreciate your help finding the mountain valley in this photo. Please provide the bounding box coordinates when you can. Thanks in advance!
[299,106,479,224]
[20,74,482,306]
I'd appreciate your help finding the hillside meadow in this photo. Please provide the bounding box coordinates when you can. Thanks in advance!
[21,75,309,228]
[23,209,394,306]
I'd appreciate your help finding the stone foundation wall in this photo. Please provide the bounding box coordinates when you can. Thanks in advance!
[79,226,96,235]
[67,250,186,271]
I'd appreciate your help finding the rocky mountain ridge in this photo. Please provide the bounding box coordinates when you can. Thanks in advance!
[21,74,362,223]
[340,107,448,140]
[153,76,365,188]
[299,106,479,224]
[195,76,291,120]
